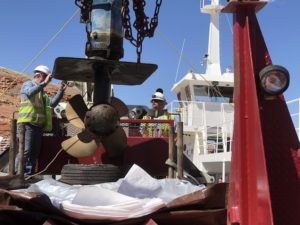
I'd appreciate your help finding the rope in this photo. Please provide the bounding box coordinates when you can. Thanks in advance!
[25,148,64,181]
[0,9,79,98]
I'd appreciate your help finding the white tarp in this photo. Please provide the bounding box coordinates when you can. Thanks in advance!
[118,164,162,198]
[22,164,205,221]
[62,186,165,220]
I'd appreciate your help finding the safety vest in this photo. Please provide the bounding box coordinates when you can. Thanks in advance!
[17,90,53,132]
[142,113,175,137]
[44,97,53,132]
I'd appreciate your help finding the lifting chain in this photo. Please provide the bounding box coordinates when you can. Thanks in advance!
[121,0,162,63]
[75,0,162,62]
[75,0,93,57]
[75,0,92,23]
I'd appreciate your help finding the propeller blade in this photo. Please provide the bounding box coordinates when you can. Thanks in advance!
[62,130,99,158]
[111,97,128,117]
[101,127,127,158]
[65,94,88,128]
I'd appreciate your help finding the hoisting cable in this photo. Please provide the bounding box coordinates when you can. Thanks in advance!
[22,9,80,74]
[0,9,80,98]
[156,29,231,105]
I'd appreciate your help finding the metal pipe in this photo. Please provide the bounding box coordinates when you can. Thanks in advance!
[168,126,175,178]
[17,123,25,177]
[222,159,225,182]
[8,118,17,175]
[176,122,184,179]
[93,64,111,105]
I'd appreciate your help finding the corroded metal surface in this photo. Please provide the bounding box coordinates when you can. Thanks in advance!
[53,57,157,85]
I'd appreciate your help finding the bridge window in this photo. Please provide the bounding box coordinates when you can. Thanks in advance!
[185,85,191,101]
[193,85,233,103]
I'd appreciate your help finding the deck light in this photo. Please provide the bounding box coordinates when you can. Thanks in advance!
[259,65,289,95]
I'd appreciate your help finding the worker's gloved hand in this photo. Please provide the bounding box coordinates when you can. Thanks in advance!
[59,81,68,91]
[44,73,53,85]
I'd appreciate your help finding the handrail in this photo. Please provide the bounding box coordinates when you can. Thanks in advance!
[286,98,300,139]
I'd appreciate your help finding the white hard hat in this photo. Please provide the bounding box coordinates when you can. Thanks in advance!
[151,88,166,103]
[33,65,51,76]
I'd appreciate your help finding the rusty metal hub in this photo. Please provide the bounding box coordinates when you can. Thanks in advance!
[84,104,119,136]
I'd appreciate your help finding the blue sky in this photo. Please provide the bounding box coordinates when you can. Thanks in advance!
[0,0,299,107]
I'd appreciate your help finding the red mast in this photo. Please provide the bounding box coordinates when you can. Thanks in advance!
[223,1,300,224]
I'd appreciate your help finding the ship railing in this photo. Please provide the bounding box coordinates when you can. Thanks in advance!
[196,120,234,155]
[168,100,233,129]
[120,119,175,138]
[64,120,176,139]
[221,103,234,153]
[286,98,300,140]
[168,100,234,155]
[168,100,206,127]
[168,97,299,155]
[200,0,220,9]
[200,0,223,13]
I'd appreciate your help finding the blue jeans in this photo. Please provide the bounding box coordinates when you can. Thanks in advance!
[15,123,43,175]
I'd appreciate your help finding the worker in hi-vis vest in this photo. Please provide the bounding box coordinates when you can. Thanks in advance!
[141,88,175,137]
[16,65,67,176]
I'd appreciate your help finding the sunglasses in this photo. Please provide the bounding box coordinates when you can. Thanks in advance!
[152,99,164,103]
[39,72,48,77]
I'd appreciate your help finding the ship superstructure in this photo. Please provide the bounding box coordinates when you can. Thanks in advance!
[169,0,234,181]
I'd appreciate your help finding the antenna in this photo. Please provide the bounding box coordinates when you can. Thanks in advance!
[174,38,186,82]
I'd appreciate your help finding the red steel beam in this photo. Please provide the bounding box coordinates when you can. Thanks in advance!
[224,1,300,225]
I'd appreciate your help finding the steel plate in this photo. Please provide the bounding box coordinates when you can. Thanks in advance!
[52,57,158,85]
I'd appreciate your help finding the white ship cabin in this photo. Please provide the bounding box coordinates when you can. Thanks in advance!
[169,68,234,182]
[168,0,234,181]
